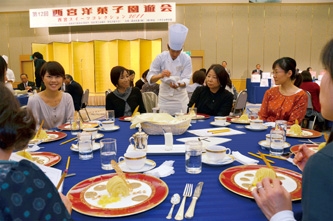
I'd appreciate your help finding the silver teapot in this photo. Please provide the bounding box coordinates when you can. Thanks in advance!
[129,126,148,152]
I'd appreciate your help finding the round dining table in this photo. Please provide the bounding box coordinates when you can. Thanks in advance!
[34,116,325,221]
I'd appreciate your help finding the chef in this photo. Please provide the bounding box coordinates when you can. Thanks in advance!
[146,23,192,115]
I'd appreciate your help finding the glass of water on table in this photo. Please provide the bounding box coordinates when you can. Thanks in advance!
[185,140,202,174]
[270,128,285,156]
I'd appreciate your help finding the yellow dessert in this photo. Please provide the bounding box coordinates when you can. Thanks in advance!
[97,175,130,207]
[318,142,326,150]
[239,114,249,121]
[252,167,276,186]
[33,129,48,140]
[289,119,302,136]
[16,150,33,160]
[106,175,130,197]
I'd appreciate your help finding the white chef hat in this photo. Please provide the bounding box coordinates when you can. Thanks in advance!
[168,24,188,51]
[2,55,8,64]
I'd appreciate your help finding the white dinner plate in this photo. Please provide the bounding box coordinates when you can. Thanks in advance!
[258,140,291,150]
[98,125,120,132]
[210,122,231,127]
[118,159,156,173]
[93,133,104,139]
[202,153,234,166]
[245,125,268,131]
[70,143,101,152]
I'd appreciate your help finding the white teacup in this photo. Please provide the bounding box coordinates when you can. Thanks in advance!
[101,121,114,130]
[82,128,98,138]
[265,134,271,145]
[118,151,146,170]
[250,119,264,129]
[205,145,231,162]
[214,116,227,125]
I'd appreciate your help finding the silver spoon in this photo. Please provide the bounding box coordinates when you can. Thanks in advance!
[166,193,180,219]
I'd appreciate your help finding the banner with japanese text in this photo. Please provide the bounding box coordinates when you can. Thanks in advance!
[29,2,175,28]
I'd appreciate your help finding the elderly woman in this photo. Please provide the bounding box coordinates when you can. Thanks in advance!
[0,84,73,220]
[106,66,146,118]
[188,64,234,116]
[258,57,307,125]
[252,38,333,221]
[27,61,74,129]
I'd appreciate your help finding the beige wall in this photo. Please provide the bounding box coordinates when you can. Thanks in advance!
[1,3,333,89]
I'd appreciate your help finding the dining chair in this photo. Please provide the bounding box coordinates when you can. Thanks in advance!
[230,89,248,117]
[79,89,91,121]
[142,92,158,113]
[301,91,316,130]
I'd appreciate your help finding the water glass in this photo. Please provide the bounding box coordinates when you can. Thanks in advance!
[105,110,115,122]
[185,140,202,174]
[275,120,287,141]
[78,132,93,160]
[70,118,81,135]
[270,129,284,156]
[100,138,117,170]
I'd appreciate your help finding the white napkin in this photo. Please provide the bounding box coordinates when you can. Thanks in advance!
[232,151,259,165]
[263,122,275,127]
[144,160,175,178]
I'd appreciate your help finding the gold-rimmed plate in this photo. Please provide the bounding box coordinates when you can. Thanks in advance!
[67,173,168,217]
[30,131,67,144]
[57,122,99,130]
[286,128,322,138]
[230,118,250,125]
[219,165,302,201]
[30,152,61,167]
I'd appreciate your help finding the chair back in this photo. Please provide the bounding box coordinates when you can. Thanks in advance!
[142,92,158,113]
[81,89,89,108]
[232,89,248,115]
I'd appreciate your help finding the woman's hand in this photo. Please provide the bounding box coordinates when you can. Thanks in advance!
[252,178,292,220]
[59,192,72,214]
[293,144,315,171]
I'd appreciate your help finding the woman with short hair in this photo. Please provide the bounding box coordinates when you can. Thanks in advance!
[106,66,146,118]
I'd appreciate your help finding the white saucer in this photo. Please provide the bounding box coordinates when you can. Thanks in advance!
[245,125,268,131]
[70,143,101,152]
[98,125,120,132]
[118,159,156,173]
[258,140,291,150]
[93,133,104,139]
[202,153,234,166]
[210,122,231,127]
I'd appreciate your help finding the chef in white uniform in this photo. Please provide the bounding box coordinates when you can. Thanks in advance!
[146,24,192,115]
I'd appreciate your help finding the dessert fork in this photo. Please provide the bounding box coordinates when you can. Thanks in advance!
[175,183,193,220]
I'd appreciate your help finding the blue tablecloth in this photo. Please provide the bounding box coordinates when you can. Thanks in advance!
[246,78,271,104]
[16,94,29,106]
[39,117,324,221]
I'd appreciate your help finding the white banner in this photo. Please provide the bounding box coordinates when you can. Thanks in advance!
[29,2,176,28]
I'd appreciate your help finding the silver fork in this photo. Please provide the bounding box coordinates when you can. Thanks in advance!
[175,183,193,220]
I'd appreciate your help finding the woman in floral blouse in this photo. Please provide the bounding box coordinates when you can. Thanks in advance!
[258,57,307,125]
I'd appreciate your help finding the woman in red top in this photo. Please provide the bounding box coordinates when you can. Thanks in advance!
[258,57,307,125]
[299,70,321,112]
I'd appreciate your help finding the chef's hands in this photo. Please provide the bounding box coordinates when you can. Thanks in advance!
[169,82,186,89]
[252,178,292,220]
[160,70,171,78]
[159,70,185,88]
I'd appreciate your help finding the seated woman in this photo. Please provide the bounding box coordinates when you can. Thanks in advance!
[186,70,206,99]
[258,57,307,125]
[27,61,74,129]
[106,66,146,118]
[188,64,234,116]
[225,73,238,100]
[0,84,73,220]
[300,70,325,129]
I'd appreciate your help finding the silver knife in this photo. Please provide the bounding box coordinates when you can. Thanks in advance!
[185,182,204,219]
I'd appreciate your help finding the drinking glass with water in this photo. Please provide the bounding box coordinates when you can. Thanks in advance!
[270,129,284,156]
[185,140,202,174]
